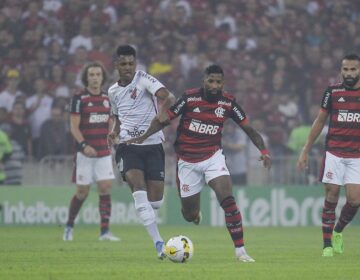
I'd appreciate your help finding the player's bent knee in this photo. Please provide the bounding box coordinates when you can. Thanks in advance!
[150,198,164,209]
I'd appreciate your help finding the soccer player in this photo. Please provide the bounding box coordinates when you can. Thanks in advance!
[297,54,360,257]
[107,45,175,259]
[63,62,119,242]
[126,64,271,262]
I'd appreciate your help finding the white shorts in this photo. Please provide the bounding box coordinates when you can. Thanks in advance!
[75,153,115,185]
[177,149,230,197]
[321,151,360,185]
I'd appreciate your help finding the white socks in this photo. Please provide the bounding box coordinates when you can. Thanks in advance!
[133,190,163,244]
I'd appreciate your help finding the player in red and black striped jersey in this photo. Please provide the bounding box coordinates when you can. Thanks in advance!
[298,54,360,257]
[127,64,271,262]
[63,62,119,242]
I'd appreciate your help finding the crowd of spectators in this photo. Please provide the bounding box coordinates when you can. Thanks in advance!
[0,0,359,185]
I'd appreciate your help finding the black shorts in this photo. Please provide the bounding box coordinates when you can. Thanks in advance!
[115,143,165,181]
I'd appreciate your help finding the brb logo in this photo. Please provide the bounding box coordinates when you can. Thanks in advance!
[189,119,219,135]
[89,114,109,123]
[338,111,360,122]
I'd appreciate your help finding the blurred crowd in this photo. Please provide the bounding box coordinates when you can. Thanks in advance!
[0,0,359,185]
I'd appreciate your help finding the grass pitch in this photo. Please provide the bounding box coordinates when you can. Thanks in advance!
[0,225,359,280]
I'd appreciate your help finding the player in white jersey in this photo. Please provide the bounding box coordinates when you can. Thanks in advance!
[107,45,175,259]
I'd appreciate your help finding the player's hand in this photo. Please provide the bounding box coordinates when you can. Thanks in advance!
[83,145,97,157]
[107,131,119,146]
[297,150,308,171]
[259,154,271,169]
[124,136,145,145]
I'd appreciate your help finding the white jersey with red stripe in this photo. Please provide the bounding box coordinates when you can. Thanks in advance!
[108,70,165,145]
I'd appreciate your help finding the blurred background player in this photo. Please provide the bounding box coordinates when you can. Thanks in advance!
[297,54,360,257]
[126,64,271,262]
[107,45,175,259]
[63,62,119,242]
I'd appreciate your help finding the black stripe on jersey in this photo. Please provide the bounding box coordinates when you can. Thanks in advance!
[334,96,360,102]
[85,134,109,140]
[327,146,360,153]
[330,122,360,129]
[80,123,109,129]
[327,134,360,142]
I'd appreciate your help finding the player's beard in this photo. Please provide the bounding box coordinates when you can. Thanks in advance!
[204,89,222,103]
[343,75,360,88]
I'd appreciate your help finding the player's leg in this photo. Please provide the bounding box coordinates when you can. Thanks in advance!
[208,175,254,262]
[321,183,340,256]
[94,155,118,241]
[177,158,204,224]
[206,150,254,262]
[143,144,167,258]
[116,144,165,258]
[63,184,90,241]
[333,184,360,254]
[63,152,92,241]
[320,152,343,256]
[180,192,201,222]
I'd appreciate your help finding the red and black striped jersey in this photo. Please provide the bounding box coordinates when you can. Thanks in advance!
[167,87,248,163]
[70,90,111,157]
[320,83,360,158]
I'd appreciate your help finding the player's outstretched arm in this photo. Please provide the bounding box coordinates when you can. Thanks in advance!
[241,123,271,169]
[125,116,170,145]
[297,110,328,171]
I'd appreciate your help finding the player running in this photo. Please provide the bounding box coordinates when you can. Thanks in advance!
[126,64,271,262]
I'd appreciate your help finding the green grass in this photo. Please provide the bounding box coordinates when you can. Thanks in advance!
[0,226,359,280]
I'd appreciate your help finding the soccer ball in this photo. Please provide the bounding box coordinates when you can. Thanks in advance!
[165,235,194,263]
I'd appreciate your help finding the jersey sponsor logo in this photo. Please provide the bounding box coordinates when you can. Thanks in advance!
[189,119,219,135]
[332,88,345,93]
[89,114,109,123]
[322,91,331,107]
[173,100,186,114]
[218,100,231,106]
[215,107,225,118]
[103,100,110,107]
[337,97,345,102]
[139,71,157,83]
[187,96,202,102]
[127,128,145,137]
[338,112,360,122]
[232,107,245,120]
[193,107,200,113]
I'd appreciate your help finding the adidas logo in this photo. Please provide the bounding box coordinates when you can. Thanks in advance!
[338,97,345,102]
[88,102,93,106]
[193,107,200,113]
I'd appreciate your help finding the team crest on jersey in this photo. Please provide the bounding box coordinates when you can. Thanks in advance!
[103,100,109,108]
[130,88,137,99]
[215,107,225,118]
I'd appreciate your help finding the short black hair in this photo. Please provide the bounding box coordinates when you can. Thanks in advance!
[116,45,136,57]
[342,53,360,62]
[204,64,224,76]
[81,61,107,87]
